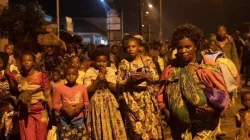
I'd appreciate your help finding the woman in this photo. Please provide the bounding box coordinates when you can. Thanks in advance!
[15,52,52,140]
[117,36,162,140]
[157,24,229,140]
[84,48,127,140]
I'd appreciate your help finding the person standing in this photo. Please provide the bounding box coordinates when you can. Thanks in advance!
[158,24,229,139]
[84,48,127,140]
[215,25,240,70]
[117,37,162,140]
[16,52,52,140]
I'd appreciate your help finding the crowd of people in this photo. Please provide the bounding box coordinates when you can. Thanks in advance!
[0,23,250,140]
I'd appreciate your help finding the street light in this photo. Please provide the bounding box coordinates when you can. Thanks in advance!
[148,4,153,8]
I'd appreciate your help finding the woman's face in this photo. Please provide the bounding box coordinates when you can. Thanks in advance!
[126,40,139,57]
[21,54,35,71]
[176,38,196,63]
[96,55,108,69]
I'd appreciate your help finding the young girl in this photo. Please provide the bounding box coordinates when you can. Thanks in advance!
[14,52,52,140]
[84,48,127,140]
[117,36,162,140]
[50,70,65,93]
[0,98,19,140]
[53,66,89,140]
[235,92,250,140]
[69,56,85,85]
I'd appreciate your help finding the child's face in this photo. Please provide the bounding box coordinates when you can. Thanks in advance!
[52,72,61,82]
[242,94,250,109]
[159,46,167,56]
[4,45,14,55]
[7,103,14,112]
[95,55,108,69]
[70,57,80,68]
[65,68,78,84]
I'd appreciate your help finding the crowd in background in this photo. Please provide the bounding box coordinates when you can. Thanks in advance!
[0,23,250,140]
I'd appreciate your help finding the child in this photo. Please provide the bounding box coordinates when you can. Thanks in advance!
[69,56,85,85]
[235,92,250,140]
[84,48,127,140]
[4,44,16,66]
[50,70,65,93]
[53,67,89,140]
[0,98,20,140]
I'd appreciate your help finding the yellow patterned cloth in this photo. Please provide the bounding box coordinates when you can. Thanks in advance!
[84,67,127,140]
[117,56,162,140]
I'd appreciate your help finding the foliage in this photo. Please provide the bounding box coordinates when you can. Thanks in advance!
[0,1,46,44]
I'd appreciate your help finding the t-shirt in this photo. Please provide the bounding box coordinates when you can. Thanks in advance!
[53,84,89,120]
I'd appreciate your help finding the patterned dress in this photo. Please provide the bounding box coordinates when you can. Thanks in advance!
[235,109,250,140]
[0,71,11,119]
[158,57,228,140]
[117,56,162,140]
[84,67,127,140]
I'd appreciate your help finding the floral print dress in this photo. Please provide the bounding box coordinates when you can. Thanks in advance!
[117,56,162,140]
[84,67,127,140]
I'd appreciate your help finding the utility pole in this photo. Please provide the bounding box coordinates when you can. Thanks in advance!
[159,0,162,40]
[139,0,144,35]
[148,24,151,42]
[56,0,60,37]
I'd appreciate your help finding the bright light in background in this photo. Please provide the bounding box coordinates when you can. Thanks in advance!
[142,24,145,27]
[146,11,149,14]
[100,0,104,2]
[148,4,153,8]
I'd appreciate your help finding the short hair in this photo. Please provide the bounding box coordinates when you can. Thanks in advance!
[140,42,150,52]
[0,52,9,69]
[171,23,204,63]
[4,43,14,49]
[217,25,227,31]
[21,51,36,62]
[64,66,78,75]
[92,48,110,60]
[127,36,142,46]
[69,56,79,62]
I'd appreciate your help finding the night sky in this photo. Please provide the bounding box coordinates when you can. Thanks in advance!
[10,0,250,40]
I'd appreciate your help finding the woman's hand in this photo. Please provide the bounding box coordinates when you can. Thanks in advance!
[196,105,215,117]
[131,72,150,80]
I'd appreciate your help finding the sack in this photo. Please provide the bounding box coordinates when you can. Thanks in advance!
[218,63,238,93]
[204,88,229,110]
[47,126,57,140]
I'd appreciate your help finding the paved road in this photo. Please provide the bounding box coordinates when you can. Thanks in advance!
[163,87,250,140]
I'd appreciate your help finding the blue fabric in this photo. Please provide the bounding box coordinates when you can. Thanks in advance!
[59,116,85,131]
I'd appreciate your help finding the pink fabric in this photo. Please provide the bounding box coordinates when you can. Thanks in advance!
[157,56,229,111]
[19,102,48,140]
[19,72,50,140]
[32,72,50,90]
[53,84,89,120]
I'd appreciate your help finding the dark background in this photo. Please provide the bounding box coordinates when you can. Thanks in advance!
[9,0,250,40]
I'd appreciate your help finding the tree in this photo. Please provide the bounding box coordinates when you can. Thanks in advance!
[0,0,46,52]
